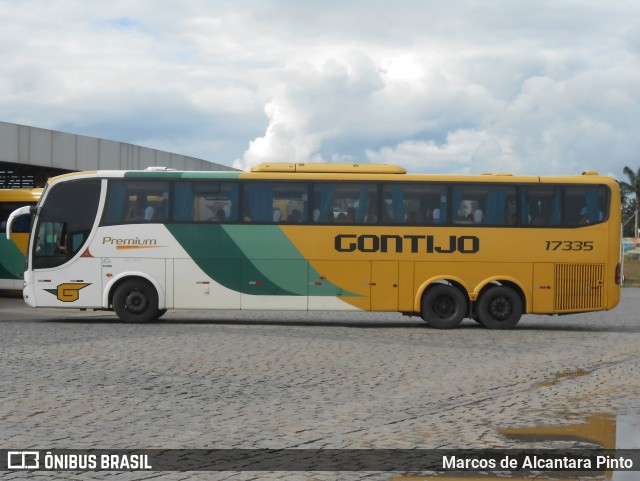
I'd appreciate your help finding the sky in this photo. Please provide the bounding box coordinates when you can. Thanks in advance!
[1,0,639,178]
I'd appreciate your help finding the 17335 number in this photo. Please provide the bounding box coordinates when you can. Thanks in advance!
[545,240,594,251]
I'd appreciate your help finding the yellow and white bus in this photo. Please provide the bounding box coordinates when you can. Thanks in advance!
[0,188,42,290]
[6,163,621,328]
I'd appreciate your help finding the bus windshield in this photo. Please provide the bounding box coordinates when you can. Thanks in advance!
[32,179,101,269]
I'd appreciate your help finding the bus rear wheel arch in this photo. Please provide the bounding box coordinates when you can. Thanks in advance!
[475,284,523,329]
[112,278,160,323]
[420,282,468,329]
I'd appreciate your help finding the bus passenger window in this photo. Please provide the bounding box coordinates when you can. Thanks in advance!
[172,181,238,222]
[453,187,483,224]
[406,211,418,224]
[243,183,308,223]
[524,186,561,226]
[313,183,377,224]
[382,183,446,225]
[126,198,152,221]
[104,181,169,224]
[452,185,515,225]
[564,186,607,226]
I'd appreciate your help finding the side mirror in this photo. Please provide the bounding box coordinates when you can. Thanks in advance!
[5,205,33,241]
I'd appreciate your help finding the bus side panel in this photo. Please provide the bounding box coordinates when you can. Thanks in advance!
[32,257,103,308]
[9,232,30,255]
[0,234,24,289]
[398,261,415,313]
[173,258,241,309]
[532,263,555,313]
[308,260,370,311]
[368,260,420,313]
[240,259,308,310]
[371,261,398,311]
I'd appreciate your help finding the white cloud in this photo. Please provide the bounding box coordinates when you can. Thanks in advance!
[365,130,516,174]
[233,48,503,170]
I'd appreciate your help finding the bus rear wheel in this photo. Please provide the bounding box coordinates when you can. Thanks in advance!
[421,284,466,329]
[113,279,159,323]
[476,286,522,329]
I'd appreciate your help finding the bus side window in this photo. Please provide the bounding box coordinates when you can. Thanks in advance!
[564,186,607,225]
[244,183,308,223]
[104,181,169,224]
[484,186,515,225]
[176,181,239,222]
[452,184,486,224]
[524,185,561,226]
[243,184,273,222]
[128,195,164,222]
[125,197,149,221]
[314,183,377,224]
[382,183,446,225]
[451,185,515,225]
[452,186,485,224]
[273,184,308,223]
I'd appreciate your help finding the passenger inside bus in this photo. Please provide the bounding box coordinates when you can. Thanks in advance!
[288,209,302,223]
[144,205,155,221]
[126,198,155,222]
[126,200,143,221]
[578,207,590,225]
[210,209,225,222]
[422,208,433,224]
[468,202,483,223]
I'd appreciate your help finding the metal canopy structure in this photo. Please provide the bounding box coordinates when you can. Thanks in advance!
[0,121,235,188]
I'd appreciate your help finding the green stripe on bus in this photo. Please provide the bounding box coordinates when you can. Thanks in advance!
[0,238,23,279]
[0,261,19,280]
[166,224,354,297]
[124,172,242,179]
[222,225,357,297]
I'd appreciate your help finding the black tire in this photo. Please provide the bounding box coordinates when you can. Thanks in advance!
[476,285,522,329]
[156,309,168,319]
[113,279,159,323]
[421,284,466,329]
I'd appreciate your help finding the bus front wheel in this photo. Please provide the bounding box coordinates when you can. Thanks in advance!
[421,284,466,329]
[113,279,159,323]
[476,286,522,329]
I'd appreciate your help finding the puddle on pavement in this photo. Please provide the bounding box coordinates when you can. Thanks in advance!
[500,412,640,450]
[390,412,640,481]
[536,368,591,387]
[500,413,617,448]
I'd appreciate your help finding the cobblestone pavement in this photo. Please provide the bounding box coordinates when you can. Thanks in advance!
[1,290,640,481]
